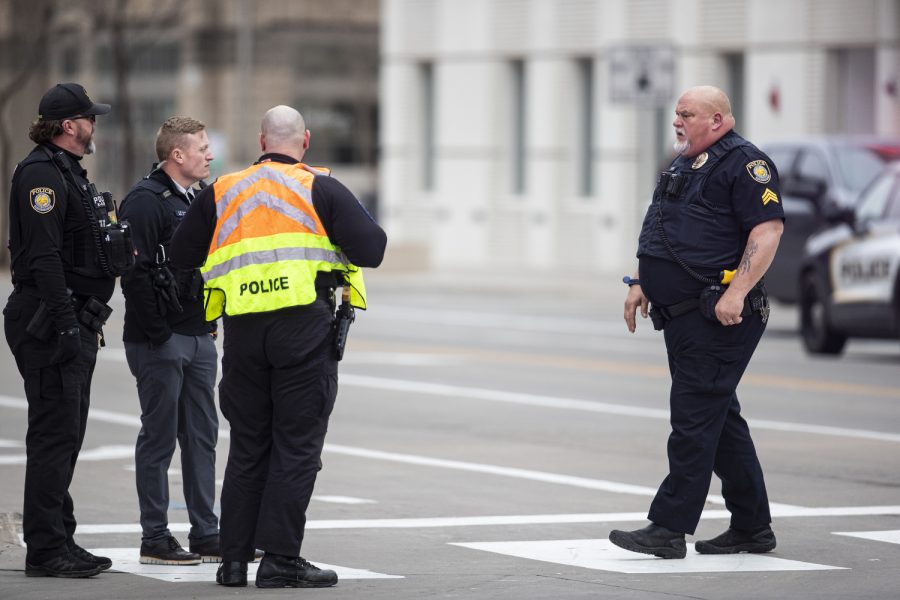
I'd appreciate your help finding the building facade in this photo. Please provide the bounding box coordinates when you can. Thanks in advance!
[379,0,900,273]
[0,0,379,213]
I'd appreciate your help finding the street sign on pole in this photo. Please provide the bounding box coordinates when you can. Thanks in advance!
[609,45,676,106]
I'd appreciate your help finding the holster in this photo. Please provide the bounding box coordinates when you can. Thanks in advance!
[25,295,112,340]
[74,296,113,334]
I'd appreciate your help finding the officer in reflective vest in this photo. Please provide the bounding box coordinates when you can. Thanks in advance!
[169,105,386,589]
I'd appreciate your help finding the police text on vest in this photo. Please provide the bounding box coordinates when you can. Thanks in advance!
[240,277,290,295]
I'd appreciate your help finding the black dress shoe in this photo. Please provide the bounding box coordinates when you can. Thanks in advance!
[25,551,104,578]
[216,561,248,587]
[609,523,687,559]
[255,553,338,588]
[695,527,776,554]
[69,544,112,570]
[139,535,201,565]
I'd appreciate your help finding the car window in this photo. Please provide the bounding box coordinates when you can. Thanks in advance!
[888,176,900,220]
[834,146,893,192]
[796,149,830,183]
[855,172,896,222]
[765,148,795,176]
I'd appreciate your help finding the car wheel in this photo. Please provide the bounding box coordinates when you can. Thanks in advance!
[800,273,846,355]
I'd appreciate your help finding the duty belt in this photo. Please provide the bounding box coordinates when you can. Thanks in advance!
[650,288,769,329]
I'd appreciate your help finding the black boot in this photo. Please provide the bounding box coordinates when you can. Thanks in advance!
[216,561,248,587]
[695,526,776,554]
[255,553,338,588]
[609,523,687,559]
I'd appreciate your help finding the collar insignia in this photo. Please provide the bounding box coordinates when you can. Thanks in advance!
[691,152,708,169]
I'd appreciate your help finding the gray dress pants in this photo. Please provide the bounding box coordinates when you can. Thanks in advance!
[125,333,219,543]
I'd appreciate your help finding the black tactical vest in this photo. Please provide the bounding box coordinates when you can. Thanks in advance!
[13,146,109,280]
[637,132,751,269]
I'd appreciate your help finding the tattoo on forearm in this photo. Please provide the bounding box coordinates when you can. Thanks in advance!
[739,241,758,274]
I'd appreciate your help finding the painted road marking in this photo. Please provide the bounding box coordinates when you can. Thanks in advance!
[338,375,900,442]
[4,380,900,445]
[0,444,134,465]
[324,443,800,511]
[91,548,402,583]
[314,495,377,505]
[73,506,900,534]
[0,394,888,515]
[450,539,846,574]
[833,530,900,545]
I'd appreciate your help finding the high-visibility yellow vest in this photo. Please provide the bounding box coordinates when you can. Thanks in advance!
[200,161,366,320]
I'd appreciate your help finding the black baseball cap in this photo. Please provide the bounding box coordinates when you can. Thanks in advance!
[38,83,111,121]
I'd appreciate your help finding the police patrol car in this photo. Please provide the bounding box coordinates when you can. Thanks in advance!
[799,162,900,354]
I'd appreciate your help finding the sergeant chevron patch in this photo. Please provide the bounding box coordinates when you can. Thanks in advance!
[762,188,779,205]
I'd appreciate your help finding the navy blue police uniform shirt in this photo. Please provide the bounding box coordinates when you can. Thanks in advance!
[638,131,786,307]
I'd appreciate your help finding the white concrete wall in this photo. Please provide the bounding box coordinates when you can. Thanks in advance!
[380,0,900,274]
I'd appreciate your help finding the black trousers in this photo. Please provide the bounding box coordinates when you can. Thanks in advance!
[218,297,337,561]
[3,290,99,562]
[647,308,771,535]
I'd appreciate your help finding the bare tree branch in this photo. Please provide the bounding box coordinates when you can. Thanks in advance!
[0,0,56,266]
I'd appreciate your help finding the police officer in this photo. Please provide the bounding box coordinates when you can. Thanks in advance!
[3,83,116,577]
[119,117,220,565]
[170,105,386,588]
[609,86,784,558]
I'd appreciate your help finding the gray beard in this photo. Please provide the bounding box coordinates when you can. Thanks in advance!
[673,139,689,155]
[84,139,96,155]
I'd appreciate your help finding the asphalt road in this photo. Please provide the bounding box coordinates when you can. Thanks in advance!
[1,268,898,599]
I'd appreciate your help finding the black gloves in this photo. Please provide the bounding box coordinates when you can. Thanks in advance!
[50,326,81,364]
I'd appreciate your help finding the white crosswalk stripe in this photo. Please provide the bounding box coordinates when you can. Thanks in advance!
[451,539,846,574]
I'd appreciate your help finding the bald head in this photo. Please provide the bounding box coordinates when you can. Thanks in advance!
[683,86,734,123]
[260,105,309,160]
[672,85,736,157]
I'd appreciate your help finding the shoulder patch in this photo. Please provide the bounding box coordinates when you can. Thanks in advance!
[762,188,779,205]
[30,187,56,214]
[746,160,772,184]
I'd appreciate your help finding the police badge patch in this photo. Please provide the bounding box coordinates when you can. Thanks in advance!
[746,160,772,183]
[691,152,709,169]
[30,187,55,214]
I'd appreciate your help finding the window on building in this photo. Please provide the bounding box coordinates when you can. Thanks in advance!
[60,44,80,77]
[299,101,372,165]
[576,57,594,197]
[510,59,527,195]
[420,62,436,191]
[723,52,744,130]
[826,48,875,134]
[96,41,181,75]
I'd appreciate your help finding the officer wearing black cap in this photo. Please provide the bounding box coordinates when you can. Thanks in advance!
[609,86,784,559]
[3,82,122,578]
